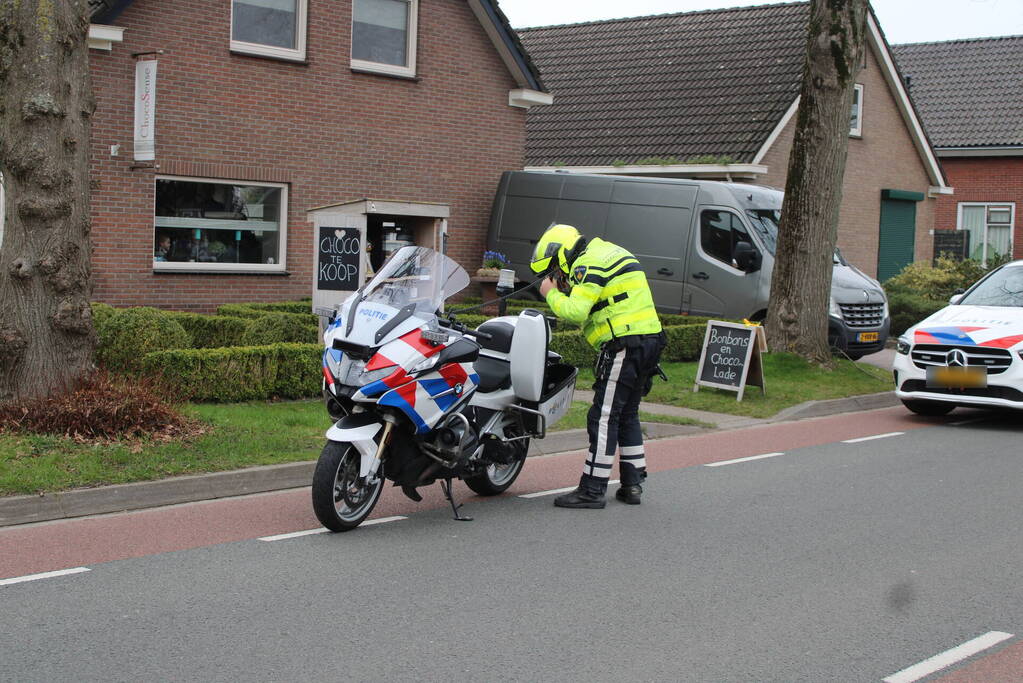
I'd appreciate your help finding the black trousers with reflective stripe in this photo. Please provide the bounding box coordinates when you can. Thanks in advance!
[580,334,665,492]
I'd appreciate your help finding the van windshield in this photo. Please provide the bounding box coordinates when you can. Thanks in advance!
[746,209,843,264]
[745,210,779,255]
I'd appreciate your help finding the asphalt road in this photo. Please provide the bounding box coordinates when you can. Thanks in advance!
[2,407,1023,682]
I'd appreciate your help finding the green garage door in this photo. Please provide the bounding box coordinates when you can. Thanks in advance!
[877,189,924,282]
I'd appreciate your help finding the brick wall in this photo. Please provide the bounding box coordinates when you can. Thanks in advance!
[88,0,527,311]
[759,43,938,279]
[934,156,1023,259]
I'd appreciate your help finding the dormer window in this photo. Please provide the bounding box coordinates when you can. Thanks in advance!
[231,0,308,62]
[351,0,418,78]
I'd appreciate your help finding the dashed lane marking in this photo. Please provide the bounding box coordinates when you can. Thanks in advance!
[0,567,91,587]
[704,452,785,467]
[519,481,620,499]
[258,516,407,541]
[841,431,905,444]
[883,631,1014,683]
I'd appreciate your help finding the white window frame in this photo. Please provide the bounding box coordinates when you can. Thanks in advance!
[956,201,1016,265]
[230,0,308,62]
[850,83,864,137]
[153,175,289,274]
[350,0,418,78]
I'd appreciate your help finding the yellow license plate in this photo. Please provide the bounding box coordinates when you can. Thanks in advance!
[926,366,987,388]
[857,332,879,342]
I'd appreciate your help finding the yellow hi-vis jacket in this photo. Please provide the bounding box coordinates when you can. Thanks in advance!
[544,237,662,349]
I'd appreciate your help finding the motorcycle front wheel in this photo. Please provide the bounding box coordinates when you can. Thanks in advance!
[311,441,384,532]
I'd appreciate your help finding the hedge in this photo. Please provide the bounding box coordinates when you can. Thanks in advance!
[216,303,318,326]
[143,343,322,402]
[98,307,192,373]
[162,312,249,349]
[240,314,320,346]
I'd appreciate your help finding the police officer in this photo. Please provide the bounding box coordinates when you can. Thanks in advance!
[531,224,666,508]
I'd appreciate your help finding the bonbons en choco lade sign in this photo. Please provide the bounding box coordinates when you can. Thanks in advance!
[694,320,766,401]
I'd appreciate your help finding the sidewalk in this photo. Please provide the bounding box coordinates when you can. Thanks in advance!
[0,386,897,528]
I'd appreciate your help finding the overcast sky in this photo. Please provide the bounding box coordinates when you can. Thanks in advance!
[499,0,1023,44]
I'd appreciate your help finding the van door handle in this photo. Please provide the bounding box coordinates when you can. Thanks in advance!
[692,272,709,280]
[657,268,673,276]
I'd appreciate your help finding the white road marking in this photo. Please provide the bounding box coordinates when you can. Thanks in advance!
[519,480,620,499]
[883,631,1014,683]
[704,452,785,467]
[841,431,904,444]
[0,567,91,587]
[258,516,407,541]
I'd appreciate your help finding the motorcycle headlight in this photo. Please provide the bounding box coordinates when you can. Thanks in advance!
[829,297,842,319]
[896,336,911,355]
[409,354,441,376]
[359,366,396,384]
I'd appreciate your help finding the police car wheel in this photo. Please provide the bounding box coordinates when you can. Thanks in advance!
[901,399,955,416]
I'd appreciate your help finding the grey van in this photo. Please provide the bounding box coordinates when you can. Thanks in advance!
[486,171,889,359]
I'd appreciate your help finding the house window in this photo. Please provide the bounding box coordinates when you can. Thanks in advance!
[231,0,307,62]
[700,209,752,269]
[850,84,863,136]
[351,0,418,78]
[154,177,288,273]
[958,202,1015,265]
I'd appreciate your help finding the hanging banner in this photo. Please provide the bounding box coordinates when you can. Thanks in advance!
[133,60,158,161]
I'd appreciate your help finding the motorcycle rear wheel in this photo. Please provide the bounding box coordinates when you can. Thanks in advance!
[464,438,528,496]
[312,441,384,532]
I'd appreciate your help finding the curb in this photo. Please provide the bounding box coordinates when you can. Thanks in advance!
[0,394,897,529]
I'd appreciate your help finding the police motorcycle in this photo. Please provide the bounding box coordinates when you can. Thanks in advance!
[313,246,578,531]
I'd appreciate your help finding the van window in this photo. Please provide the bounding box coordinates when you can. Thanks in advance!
[700,210,752,268]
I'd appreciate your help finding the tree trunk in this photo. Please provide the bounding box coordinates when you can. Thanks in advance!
[766,0,868,365]
[0,0,95,402]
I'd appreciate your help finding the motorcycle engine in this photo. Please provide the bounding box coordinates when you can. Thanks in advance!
[425,415,479,465]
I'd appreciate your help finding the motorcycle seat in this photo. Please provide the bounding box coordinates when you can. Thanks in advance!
[474,354,511,393]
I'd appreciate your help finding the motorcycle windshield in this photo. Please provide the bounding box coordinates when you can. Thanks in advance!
[359,246,470,315]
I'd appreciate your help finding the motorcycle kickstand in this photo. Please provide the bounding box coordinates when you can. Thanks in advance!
[440,478,473,522]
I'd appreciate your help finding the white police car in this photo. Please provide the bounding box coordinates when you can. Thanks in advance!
[893,259,1023,415]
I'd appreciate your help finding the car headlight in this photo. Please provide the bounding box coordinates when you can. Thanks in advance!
[882,298,889,320]
[896,336,911,355]
[829,297,842,319]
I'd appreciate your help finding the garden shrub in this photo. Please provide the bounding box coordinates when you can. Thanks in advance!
[234,301,312,315]
[163,312,249,349]
[240,314,319,346]
[143,343,322,402]
[98,307,192,373]
[886,290,947,336]
[90,302,117,332]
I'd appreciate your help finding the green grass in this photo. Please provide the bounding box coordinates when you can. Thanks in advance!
[0,401,329,497]
[551,402,711,431]
[577,353,893,419]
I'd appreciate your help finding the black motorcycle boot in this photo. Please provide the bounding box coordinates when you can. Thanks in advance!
[553,486,606,509]
[615,484,642,505]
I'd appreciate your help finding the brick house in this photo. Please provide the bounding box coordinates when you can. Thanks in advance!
[894,36,1023,264]
[70,0,549,311]
[518,2,951,282]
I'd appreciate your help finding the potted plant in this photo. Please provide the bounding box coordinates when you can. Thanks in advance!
[476,250,509,278]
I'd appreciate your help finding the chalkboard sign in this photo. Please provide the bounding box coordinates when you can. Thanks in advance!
[933,229,969,262]
[317,226,362,291]
[694,320,766,401]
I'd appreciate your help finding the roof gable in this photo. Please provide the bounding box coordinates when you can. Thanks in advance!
[519,2,809,167]
[892,35,1023,149]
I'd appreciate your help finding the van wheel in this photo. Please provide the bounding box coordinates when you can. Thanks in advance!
[902,399,955,416]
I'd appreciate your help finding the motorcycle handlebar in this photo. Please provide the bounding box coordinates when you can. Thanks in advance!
[438,318,492,341]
